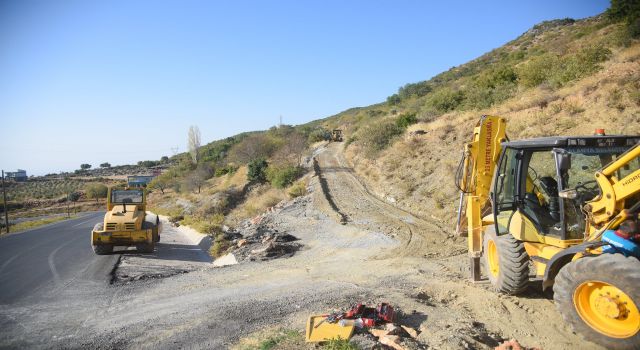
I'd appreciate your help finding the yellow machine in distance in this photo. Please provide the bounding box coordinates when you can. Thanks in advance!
[331,129,343,142]
[455,116,640,349]
[91,187,161,254]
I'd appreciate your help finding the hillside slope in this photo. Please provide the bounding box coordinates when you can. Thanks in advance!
[310,12,640,229]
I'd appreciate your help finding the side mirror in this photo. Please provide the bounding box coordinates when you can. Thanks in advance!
[559,189,578,199]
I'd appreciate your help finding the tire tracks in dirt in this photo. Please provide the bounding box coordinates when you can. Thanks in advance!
[314,142,463,259]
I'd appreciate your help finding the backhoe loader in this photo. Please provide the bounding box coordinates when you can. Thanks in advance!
[91,187,161,254]
[455,116,640,349]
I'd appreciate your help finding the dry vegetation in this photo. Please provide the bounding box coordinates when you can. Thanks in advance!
[146,125,315,257]
[312,13,640,230]
[145,9,640,256]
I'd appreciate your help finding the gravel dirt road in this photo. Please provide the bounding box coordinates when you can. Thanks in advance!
[0,143,601,349]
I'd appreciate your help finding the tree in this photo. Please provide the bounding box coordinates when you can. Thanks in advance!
[67,191,81,216]
[228,134,276,164]
[247,158,268,183]
[387,94,401,106]
[188,125,201,164]
[148,174,174,194]
[396,112,418,129]
[137,160,160,167]
[183,164,212,193]
[160,156,169,163]
[99,162,111,168]
[68,191,81,202]
[80,164,92,170]
[307,128,331,143]
[85,183,108,202]
[608,0,640,37]
[274,132,307,166]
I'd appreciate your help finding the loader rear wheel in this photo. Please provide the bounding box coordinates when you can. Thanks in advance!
[554,254,640,349]
[482,229,529,295]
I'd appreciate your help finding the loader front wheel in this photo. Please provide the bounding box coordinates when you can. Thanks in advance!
[482,229,530,295]
[554,254,640,349]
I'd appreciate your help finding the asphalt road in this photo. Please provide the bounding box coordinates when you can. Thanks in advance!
[0,212,118,304]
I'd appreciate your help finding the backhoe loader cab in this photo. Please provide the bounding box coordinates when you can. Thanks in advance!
[492,136,640,244]
[456,116,640,348]
[91,187,161,255]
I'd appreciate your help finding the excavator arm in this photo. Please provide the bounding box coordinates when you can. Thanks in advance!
[455,116,507,280]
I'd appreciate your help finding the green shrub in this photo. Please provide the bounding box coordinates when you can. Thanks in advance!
[247,158,268,183]
[84,183,108,202]
[386,94,401,106]
[288,180,307,198]
[551,45,611,87]
[398,81,432,99]
[200,213,225,234]
[308,128,331,143]
[209,233,231,258]
[426,87,465,113]
[254,329,301,350]
[324,337,359,350]
[359,119,404,156]
[464,67,517,110]
[518,45,611,89]
[478,65,518,88]
[607,0,640,37]
[214,164,238,177]
[517,53,561,88]
[67,191,81,202]
[396,112,418,129]
[266,165,302,189]
[577,45,612,67]
[508,50,526,62]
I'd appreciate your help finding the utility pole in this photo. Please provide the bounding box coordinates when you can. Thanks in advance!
[2,170,9,234]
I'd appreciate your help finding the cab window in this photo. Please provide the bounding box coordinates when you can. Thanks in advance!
[494,148,519,235]
[111,190,143,203]
[522,151,562,236]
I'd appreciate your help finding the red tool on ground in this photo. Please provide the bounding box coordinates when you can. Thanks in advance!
[376,303,396,323]
[340,302,396,327]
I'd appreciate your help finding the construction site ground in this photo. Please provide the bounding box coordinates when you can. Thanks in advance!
[0,143,599,349]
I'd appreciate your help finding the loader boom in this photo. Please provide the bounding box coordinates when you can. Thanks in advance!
[454,115,507,280]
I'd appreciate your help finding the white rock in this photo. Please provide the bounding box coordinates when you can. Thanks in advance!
[213,253,238,267]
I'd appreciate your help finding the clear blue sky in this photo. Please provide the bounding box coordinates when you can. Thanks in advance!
[0,0,609,175]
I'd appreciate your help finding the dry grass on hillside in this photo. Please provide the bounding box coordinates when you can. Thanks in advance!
[147,164,295,232]
[344,43,640,230]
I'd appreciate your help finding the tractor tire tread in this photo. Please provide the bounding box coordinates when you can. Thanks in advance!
[484,231,530,295]
[553,254,640,349]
